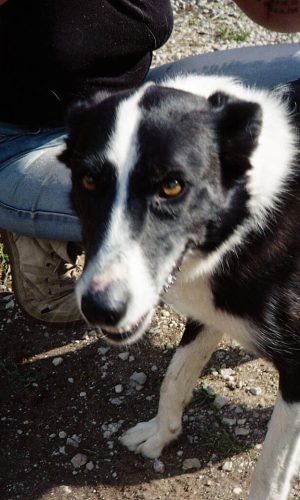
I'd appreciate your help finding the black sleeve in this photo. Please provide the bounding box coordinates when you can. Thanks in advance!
[0,0,173,124]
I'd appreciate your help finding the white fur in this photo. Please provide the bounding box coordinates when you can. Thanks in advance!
[121,326,223,457]
[165,270,257,354]
[249,394,300,500]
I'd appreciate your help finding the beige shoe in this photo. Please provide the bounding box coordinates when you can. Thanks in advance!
[1,231,84,325]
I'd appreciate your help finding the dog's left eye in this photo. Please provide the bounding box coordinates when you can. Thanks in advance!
[161,179,183,198]
[82,174,96,191]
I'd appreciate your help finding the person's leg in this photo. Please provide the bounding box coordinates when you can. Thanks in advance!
[0,124,82,324]
[0,124,80,240]
[147,43,300,89]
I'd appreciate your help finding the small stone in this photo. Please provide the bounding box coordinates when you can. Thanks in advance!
[182,458,201,471]
[68,378,74,384]
[79,392,86,397]
[59,431,67,439]
[49,433,56,439]
[222,461,233,472]
[115,384,123,394]
[67,437,79,448]
[234,406,243,414]
[71,453,87,468]
[213,395,229,409]
[177,450,184,457]
[118,352,129,361]
[249,387,262,396]
[59,446,66,455]
[237,418,246,425]
[98,347,110,355]
[52,357,63,366]
[109,397,123,406]
[222,417,236,426]
[86,461,94,471]
[235,427,250,436]
[153,458,165,473]
[220,368,235,380]
[151,365,158,372]
[233,487,243,496]
[129,355,135,362]
[204,385,216,396]
[130,371,147,386]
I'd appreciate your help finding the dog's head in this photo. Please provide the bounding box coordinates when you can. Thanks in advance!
[60,81,262,344]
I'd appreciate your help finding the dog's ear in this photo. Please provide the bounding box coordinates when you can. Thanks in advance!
[208,91,262,186]
[59,91,111,166]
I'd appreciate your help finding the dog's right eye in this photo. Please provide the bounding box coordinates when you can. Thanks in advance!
[82,174,96,191]
[160,179,183,198]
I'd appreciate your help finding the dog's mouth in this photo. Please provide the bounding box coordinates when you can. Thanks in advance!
[100,312,151,345]
[98,245,191,345]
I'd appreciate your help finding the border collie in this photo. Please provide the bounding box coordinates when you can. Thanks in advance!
[60,75,300,499]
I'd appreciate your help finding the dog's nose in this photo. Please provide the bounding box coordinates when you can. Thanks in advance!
[81,287,129,326]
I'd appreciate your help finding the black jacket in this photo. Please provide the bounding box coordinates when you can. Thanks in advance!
[0,0,173,125]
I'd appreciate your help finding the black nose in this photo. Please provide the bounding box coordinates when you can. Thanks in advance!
[81,287,129,326]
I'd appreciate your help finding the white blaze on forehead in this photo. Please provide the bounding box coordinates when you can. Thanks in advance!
[105,85,151,178]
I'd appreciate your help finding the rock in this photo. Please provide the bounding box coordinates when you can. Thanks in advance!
[213,395,229,409]
[86,461,94,471]
[153,458,165,473]
[222,461,233,472]
[98,347,110,355]
[249,387,262,396]
[233,487,243,496]
[130,371,147,386]
[220,368,235,380]
[109,397,124,406]
[59,431,67,439]
[52,357,63,366]
[67,437,79,448]
[118,352,129,361]
[235,427,250,436]
[71,453,88,468]
[222,417,236,426]
[182,458,201,470]
[59,446,66,455]
[68,377,74,384]
[79,391,86,397]
[204,385,216,396]
[114,384,123,394]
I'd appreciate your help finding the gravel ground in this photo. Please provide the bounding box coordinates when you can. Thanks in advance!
[1,2,300,500]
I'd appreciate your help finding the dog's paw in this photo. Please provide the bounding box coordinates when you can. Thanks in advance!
[120,416,181,458]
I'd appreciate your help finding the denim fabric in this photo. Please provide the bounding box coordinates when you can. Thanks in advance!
[1,43,300,241]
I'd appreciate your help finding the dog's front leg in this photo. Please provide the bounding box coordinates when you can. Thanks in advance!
[249,392,300,500]
[120,321,223,458]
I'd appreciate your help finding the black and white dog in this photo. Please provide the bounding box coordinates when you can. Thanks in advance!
[60,75,300,499]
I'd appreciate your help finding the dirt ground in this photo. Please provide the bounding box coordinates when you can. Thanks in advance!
[1,299,300,500]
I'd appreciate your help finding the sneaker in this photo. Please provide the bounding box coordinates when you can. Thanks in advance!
[1,231,84,325]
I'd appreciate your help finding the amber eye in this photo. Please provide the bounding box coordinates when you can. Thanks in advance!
[161,179,183,198]
[82,174,96,191]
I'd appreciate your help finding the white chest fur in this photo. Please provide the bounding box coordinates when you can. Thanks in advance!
[165,274,257,354]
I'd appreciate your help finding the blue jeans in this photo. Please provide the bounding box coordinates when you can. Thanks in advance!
[1,43,300,241]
